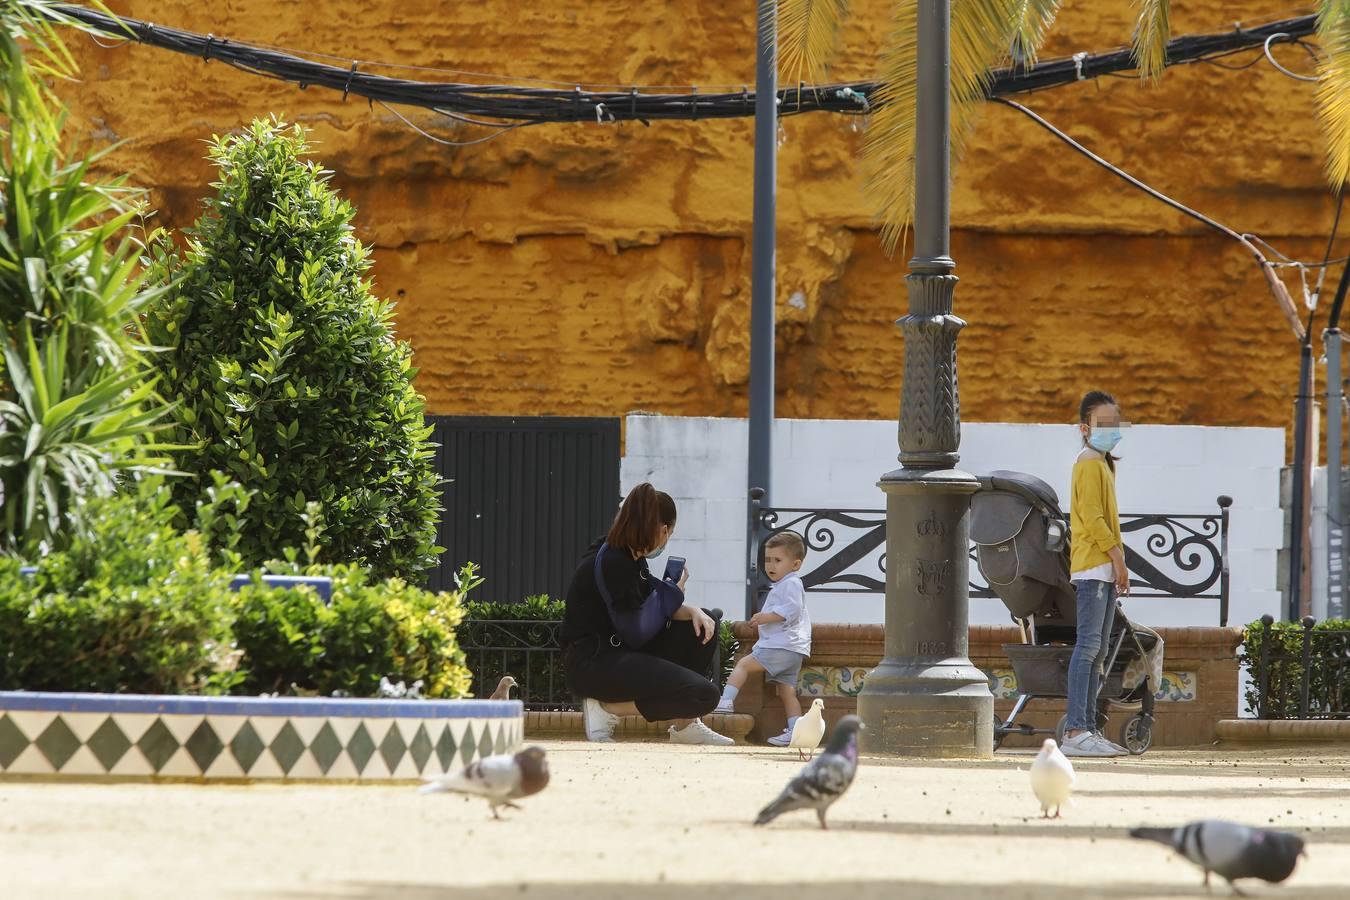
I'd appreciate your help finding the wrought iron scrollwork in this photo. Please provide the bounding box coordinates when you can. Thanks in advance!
[753,506,1226,606]
[756,508,885,592]
[1120,513,1222,598]
[460,619,570,712]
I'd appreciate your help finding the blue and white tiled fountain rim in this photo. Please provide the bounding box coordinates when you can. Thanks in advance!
[0,691,520,718]
[0,692,524,781]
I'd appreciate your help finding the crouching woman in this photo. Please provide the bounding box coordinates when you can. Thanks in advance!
[561,483,733,746]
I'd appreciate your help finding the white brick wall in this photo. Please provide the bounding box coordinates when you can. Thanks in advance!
[621,415,1285,628]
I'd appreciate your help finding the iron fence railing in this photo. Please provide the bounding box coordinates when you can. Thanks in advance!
[747,496,1233,624]
[460,619,571,712]
[461,618,727,713]
[1248,615,1350,719]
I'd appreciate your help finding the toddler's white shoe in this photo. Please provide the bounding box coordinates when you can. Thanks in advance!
[765,727,792,747]
[711,701,736,715]
[669,719,734,746]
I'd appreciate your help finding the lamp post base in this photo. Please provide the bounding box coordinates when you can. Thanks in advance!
[857,466,993,758]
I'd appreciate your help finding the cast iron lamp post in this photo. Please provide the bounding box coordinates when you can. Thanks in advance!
[856,0,994,757]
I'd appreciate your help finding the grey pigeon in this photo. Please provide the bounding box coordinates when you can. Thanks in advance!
[419,746,550,819]
[754,715,863,829]
[1130,820,1306,895]
[489,675,517,701]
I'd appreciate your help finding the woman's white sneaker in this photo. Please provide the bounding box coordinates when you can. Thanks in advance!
[669,719,734,746]
[582,697,619,743]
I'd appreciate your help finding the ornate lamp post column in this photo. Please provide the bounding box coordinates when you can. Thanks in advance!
[857,0,994,757]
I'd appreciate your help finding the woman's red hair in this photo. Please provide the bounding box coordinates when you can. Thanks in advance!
[608,483,677,553]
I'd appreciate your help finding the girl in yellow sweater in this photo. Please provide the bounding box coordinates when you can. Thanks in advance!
[1063,390,1131,758]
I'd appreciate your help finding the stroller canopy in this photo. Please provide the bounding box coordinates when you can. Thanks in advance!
[971,470,1062,546]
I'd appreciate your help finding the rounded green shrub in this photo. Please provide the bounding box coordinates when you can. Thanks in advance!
[231,562,474,699]
[144,118,441,580]
[0,490,238,694]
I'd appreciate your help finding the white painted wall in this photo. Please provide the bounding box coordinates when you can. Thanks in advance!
[622,416,1285,629]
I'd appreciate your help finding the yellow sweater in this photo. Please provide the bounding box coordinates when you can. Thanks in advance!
[1070,455,1122,574]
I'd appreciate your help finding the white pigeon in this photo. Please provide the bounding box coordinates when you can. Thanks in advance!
[419,746,549,819]
[789,698,827,760]
[1029,737,1075,818]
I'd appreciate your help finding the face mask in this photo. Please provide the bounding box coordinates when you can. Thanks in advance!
[1088,426,1122,454]
[645,543,666,561]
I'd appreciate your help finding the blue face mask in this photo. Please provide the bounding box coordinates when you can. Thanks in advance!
[645,543,666,561]
[1088,426,1122,454]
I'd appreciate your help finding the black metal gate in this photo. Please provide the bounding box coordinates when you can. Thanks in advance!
[425,416,621,601]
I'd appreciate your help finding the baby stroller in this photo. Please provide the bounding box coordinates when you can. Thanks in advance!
[971,470,1157,754]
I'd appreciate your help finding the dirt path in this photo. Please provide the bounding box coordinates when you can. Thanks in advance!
[3,743,1349,899]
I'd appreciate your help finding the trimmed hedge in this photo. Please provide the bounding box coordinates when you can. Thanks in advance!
[1240,617,1350,718]
[1,489,474,698]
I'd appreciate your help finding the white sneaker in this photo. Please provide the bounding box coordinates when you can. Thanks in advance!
[582,697,618,743]
[711,701,735,715]
[765,728,792,747]
[668,719,734,746]
[1060,731,1118,758]
[1095,732,1129,755]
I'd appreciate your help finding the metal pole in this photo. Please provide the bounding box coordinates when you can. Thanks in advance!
[1289,342,1312,621]
[1219,495,1232,627]
[857,0,993,758]
[1328,329,1345,620]
[747,0,776,523]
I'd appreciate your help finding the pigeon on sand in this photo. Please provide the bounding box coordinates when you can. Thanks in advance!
[1029,737,1075,818]
[419,746,549,818]
[755,715,863,829]
[489,675,517,700]
[1130,820,1306,895]
[788,698,826,760]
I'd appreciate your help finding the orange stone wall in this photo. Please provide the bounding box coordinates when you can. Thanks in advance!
[56,1,1332,443]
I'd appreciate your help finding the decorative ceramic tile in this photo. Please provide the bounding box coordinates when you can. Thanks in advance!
[0,692,523,782]
[799,666,868,697]
[980,669,1197,702]
[987,669,1019,700]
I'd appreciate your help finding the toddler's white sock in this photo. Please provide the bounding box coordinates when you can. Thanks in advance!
[719,684,739,705]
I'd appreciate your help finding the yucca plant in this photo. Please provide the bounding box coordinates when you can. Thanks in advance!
[779,1,1350,250]
[0,0,176,555]
[0,322,175,552]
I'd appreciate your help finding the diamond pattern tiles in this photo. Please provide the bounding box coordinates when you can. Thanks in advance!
[0,710,520,781]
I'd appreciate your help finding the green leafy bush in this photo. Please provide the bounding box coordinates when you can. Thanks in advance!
[231,561,475,699]
[1240,617,1350,717]
[0,479,473,699]
[0,490,238,694]
[144,118,441,580]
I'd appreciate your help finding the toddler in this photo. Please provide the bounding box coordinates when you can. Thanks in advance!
[713,531,811,746]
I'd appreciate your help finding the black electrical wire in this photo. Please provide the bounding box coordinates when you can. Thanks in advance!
[47,4,1317,125]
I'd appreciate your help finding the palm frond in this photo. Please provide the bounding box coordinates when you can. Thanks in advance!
[1010,0,1062,69]
[779,0,851,87]
[1132,0,1171,81]
[863,0,1026,253]
[1318,1,1350,187]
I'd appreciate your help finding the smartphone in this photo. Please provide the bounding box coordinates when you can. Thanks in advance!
[663,556,686,584]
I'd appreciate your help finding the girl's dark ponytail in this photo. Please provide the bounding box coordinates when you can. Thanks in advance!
[1079,390,1121,474]
[608,482,677,553]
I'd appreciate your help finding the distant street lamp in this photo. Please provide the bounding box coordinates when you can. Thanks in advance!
[857,0,994,757]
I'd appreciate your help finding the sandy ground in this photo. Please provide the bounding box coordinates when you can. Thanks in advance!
[2,743,1350,899]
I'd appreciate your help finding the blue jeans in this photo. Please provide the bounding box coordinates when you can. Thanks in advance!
[1066,579,1117,733]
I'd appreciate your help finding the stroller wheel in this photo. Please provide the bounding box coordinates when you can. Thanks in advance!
[1120,714,1153,755]
[992,716,1005,751]
[1054,715,1068,746]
